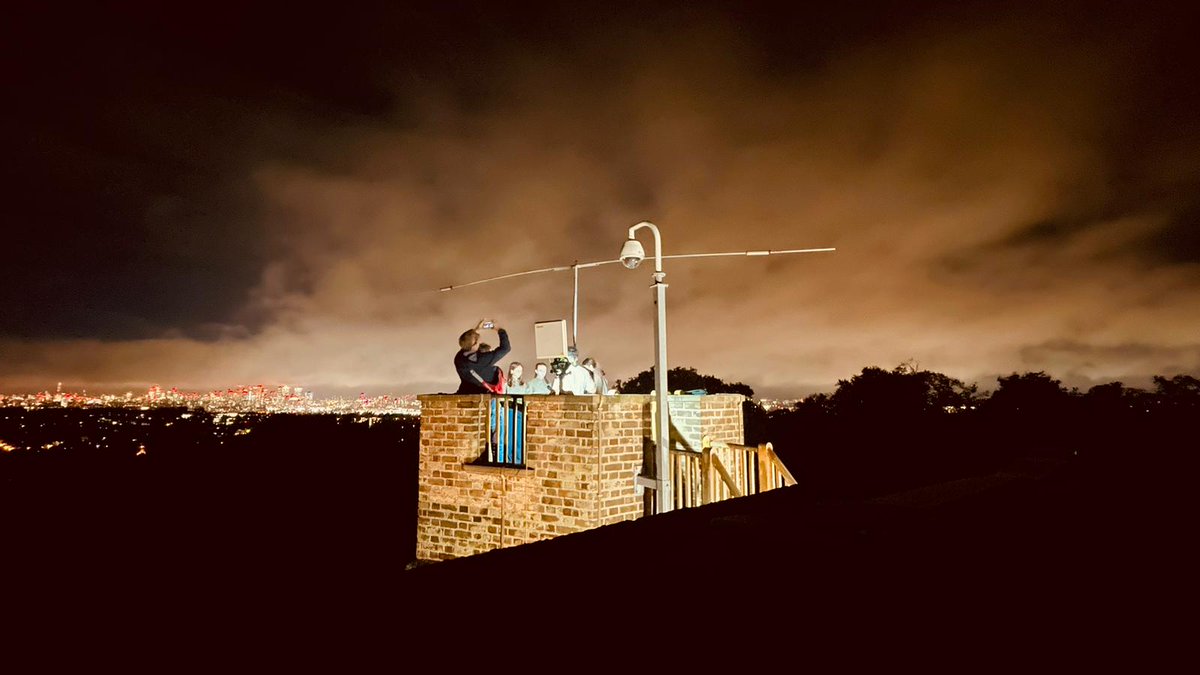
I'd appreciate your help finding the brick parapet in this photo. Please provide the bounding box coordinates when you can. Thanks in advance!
[415,393,746,561]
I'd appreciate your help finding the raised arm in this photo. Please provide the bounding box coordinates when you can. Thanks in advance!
[477,328,511,367]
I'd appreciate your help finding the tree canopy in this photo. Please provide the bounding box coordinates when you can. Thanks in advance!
[1153,374,1200,409]
[615,362,1199,421]
[829,362,978,417]
[983,371,1072,415]
[616,366,754,398]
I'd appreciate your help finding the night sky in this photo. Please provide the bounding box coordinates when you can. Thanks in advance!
[3,1,1198,398]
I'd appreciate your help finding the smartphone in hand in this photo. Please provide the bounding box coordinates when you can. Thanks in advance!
[482,321,494,329]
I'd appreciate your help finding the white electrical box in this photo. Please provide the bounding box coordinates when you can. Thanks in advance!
[534,320,569,359]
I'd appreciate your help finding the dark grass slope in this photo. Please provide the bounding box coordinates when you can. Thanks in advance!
[403,450,1193,659]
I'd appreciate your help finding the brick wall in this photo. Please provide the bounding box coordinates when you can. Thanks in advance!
[415,393,745,561]
[701,394,745,445]
[596,396,649,527]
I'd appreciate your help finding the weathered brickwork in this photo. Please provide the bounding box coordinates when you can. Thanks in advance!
[596,396,649,526]
[416,392,745,561]
[701,394,745,445]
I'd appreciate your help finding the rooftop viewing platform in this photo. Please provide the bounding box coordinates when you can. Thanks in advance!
[415,392,794,561]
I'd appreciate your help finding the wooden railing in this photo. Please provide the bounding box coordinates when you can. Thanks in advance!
[667,436,797,509]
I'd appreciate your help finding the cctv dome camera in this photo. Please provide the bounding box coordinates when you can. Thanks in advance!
[619,239,645,269]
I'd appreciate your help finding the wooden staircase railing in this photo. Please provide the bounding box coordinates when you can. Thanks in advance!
[666,436,797,509]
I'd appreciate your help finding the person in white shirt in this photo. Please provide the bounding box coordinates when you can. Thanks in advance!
[582,357,610,395]
[556,348,596,395]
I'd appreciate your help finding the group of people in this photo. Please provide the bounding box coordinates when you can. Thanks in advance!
[453,318,610,396]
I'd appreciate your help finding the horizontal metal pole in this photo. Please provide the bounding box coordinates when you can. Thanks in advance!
[438,247,835,291]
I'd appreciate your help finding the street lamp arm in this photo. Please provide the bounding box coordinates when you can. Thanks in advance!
[628,221,663,273]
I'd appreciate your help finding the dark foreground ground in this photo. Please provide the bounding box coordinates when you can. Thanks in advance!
[404,448,1193,662]
[5,442,1193,667]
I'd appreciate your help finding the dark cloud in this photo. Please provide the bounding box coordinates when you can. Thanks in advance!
[1146,204,1200,265]
[2,1,1199,395]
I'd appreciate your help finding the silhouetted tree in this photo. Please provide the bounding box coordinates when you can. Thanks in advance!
[922,369,981,412]
[982,371,1073,416]
[831,366,922,417]
[829,363,978,418]
[1152,374,1200,410]
[1083,381,1149,415]
[789,392,835,418]
[616,366,754,398]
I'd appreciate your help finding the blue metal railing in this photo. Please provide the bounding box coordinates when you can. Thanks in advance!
[487,395,527,467]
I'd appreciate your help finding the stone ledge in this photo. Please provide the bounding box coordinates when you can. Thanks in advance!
[461,462,534,477]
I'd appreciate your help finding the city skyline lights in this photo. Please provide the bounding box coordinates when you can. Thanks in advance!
[0,382,421,416]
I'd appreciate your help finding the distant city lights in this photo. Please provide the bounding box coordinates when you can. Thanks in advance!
[0,383,421,416]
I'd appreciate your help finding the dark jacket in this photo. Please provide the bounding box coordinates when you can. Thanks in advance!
[454,329,511,394]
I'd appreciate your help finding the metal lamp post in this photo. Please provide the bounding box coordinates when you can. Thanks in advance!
[620,221,672,514]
